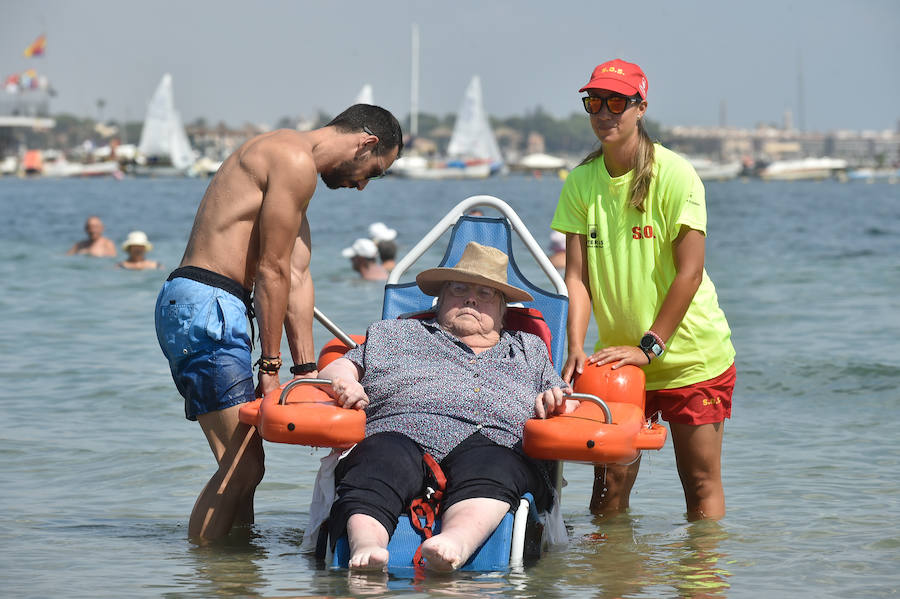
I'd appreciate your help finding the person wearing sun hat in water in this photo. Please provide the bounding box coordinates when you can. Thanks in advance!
[368,221,398,271]
[117,231,162,270]
[343,237,388,281]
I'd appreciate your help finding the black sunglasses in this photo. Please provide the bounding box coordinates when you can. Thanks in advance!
[581,94,642,115]
[362,125,387,180]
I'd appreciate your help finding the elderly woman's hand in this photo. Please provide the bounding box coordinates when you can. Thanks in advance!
[534,385,575,419]
[328,376,369,410]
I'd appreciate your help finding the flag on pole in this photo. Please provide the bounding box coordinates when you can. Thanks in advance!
[23,34,47,58]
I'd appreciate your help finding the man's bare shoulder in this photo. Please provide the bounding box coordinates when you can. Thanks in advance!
[239,130,316,175]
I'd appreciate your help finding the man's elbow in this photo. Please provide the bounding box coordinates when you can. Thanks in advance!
[257,261,291,286]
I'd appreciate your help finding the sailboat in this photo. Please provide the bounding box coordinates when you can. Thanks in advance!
[392,75,504,179]
[133,73,195,176]
[355,84,374,105]
[446,75,504,174]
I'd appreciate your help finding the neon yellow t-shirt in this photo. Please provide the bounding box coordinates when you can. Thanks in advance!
[551,144,735,390]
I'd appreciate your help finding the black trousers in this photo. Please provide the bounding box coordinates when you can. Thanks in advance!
[329,431,550,546]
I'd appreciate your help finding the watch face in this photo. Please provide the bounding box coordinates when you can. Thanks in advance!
[640,334,654,350]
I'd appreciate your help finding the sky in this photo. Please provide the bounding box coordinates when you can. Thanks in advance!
[3,0,899,133]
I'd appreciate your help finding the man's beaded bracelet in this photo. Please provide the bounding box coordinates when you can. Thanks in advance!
[256,355,282,374]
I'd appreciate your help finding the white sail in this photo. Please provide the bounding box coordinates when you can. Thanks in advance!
[446,75,502,165]
[355,84,374,105]
[137,73,195,170]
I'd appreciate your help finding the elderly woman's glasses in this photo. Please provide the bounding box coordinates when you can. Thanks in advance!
[582,94,641,115]
[445,281,498,302]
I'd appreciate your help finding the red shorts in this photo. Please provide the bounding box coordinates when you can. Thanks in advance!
[645,363,735,426]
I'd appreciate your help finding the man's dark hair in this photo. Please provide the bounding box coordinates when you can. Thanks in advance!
[376,239,397,262]
[327,104,404,157]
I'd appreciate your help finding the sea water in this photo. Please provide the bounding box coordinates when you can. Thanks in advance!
[0,175,898,598]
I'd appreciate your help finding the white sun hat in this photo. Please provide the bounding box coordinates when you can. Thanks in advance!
[368,221,397,242]
[341,237,379,259]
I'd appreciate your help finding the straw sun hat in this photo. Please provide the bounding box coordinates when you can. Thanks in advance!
[122,230,153,251]
[416,241,533,302]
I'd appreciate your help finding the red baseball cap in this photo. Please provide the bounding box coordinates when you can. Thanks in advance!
[579,59,648,100]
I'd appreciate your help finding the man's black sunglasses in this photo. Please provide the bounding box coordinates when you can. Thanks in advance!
[362,125,387,180]
[581,94,642,115]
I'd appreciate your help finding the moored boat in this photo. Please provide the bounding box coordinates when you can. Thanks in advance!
[846,167,900,183]
[759,157,847,181]
[686,156,743,181]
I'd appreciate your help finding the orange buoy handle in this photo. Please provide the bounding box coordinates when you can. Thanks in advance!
[278,378,334,405]
[565,392,612,424]
[523,363,664,465]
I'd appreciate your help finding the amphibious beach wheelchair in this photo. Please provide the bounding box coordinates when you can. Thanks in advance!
[240,195,665,573]
[329,195,570,572]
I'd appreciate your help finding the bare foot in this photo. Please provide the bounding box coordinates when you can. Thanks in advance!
[349,545,389,570]
[421,534,468,572]
[346,513,390,571]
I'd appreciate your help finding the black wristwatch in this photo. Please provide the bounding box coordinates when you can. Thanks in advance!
[639,333,664,358]
[289,362,318,375]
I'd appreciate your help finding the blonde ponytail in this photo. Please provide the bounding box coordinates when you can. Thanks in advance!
[629,122,655,212]
[578,120,656,213]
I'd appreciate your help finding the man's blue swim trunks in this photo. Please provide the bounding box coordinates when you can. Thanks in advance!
[155,266,255,421]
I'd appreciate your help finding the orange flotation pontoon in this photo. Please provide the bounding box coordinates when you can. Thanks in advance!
[238,380,365,447]
[240,335,666,464]
[523,362,667,465]
[317,334,366,370]
[237,335,366,448]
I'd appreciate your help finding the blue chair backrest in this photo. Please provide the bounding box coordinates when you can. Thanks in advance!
[382,215,568,372]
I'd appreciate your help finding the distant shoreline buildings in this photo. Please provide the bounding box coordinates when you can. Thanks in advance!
[661,123,900,169]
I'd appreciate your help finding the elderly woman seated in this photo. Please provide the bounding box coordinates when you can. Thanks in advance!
[319,242,573,572]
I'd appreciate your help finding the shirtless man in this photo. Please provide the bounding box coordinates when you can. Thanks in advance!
[66,215,117,257]
[154,104,403,542]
